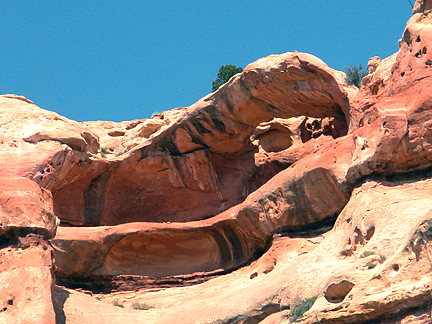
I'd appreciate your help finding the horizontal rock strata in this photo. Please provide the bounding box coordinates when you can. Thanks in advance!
[3,1,432,323]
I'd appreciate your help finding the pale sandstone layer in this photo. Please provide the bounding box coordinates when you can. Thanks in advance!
[2,1,432,323]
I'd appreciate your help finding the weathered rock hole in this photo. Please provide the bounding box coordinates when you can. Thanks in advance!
[7,299,13,306]
[403,28,412,46]
[416,36,421,42]
[250,272,258,279]
[0,235,11,249]
[365,227,375,241]
[340,249,353,257]
[370,82,381,96]
[415,50,423,58]
[254,129,293,153]
[410,240,423,261]
[352,226,374,248]
[325,280,355,303]
[426,59,432,66]
[354,228,364,245]
[423,46,427,54]
[126,121,143,130]
[360,141,368,150]
[392,264,400,271]
[401,72,405,77]
[0,307,7,312]
[300,116,347,143]
[108,131,126,137]
[308,120,319,131]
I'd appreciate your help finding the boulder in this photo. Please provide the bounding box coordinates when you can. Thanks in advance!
[0,177,58,239]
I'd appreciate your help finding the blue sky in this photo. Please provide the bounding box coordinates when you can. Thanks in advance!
[1,1,412,122]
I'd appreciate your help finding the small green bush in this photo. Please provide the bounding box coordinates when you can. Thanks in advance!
[289,296,318,322]
[132,302,153,310]
[359,250,386,262]
[344,65,368,88]
[212,65,243,91]
[101,147,108,158]
[113,299,124,308]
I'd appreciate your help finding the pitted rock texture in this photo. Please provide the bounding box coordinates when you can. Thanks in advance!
[0,230,56,324]
[3,2,432,323]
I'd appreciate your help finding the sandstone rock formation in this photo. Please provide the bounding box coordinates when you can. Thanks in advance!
[367,56,381,74]
[3,1,432,323]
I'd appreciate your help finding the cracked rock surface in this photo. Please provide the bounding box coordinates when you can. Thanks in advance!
[3,1,432,323]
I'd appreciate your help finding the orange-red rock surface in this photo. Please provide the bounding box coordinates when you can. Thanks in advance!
[3,1,432,323]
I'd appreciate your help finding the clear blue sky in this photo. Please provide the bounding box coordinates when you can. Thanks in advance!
[0,1,412,122]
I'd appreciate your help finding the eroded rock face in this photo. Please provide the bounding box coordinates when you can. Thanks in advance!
[0,51,352,323]
[350,0,432,178]
[52,205,267,278]
[0,177,57,239]
[46,53,356,281]
[252,118,298,153]
[0,175,58,324]
[53,175,432,324]
[0,239,56,324]
[0,95,100,324]
[3,3,432,323]
[47,52,351,227]
[77,174,432,324]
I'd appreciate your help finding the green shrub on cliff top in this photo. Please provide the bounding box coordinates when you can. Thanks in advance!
[344,65,368,88]
[212,65,243,91]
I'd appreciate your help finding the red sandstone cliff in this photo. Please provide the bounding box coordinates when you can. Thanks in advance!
[2,1,432,323]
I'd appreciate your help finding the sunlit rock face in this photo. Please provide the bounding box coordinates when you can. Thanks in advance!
[4,2,432,323]
[45,51,350,227]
